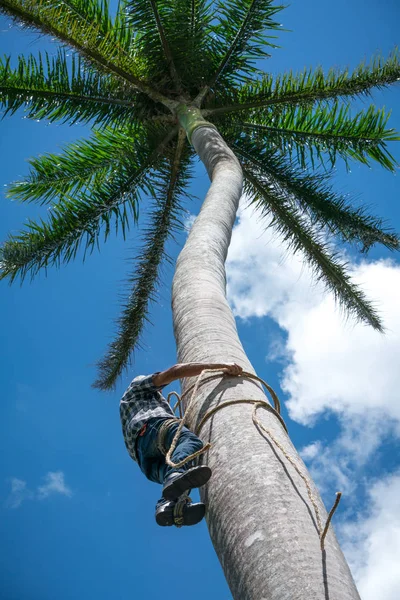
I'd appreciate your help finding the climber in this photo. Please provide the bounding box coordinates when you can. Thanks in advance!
[120,361,243,527]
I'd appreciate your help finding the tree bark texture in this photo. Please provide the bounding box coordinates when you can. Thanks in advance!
[171,125,361,600]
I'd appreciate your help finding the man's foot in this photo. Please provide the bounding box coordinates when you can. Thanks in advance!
[155,497,206,527]
[162,465,212,501]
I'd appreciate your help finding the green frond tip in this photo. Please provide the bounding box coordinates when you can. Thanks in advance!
[0,131,178,282]
[239,102,399,171]
[0,0,174,108]
[6,125,159,205]
[0,188,139,283]
[94,132,193,390]
[93,202,178,390]
[209,0,283,85]
[243,169,384,332]
[125,0,216,93]
[126,0,182,92]
[205,48,400,115]
[231,137,400,253]
[0,50,146,126]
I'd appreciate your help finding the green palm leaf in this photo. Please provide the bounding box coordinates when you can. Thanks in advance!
[243,168,383,331]
[1,1,399,387]
[94,130,192,389]
[0,0,175,108]
[238,102,399,171]
[169,0,217,91]
[125,0,217,95]
[196,0,282,105]
[6,125,167,205]
[204,49,400,116]
[209,0,282,85]
[125,0,182,91]
[233,138,400,253]
[0,50,154,126]
[0,127,178,282]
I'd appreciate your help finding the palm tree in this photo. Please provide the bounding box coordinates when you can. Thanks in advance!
[0,1,399,597]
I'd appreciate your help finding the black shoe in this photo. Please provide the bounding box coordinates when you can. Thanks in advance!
[155,497,206,527]
[162,465,212,501]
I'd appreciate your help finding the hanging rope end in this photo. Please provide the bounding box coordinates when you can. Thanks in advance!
[320,491,342,550]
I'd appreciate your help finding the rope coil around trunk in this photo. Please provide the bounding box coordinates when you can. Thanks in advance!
[164,368,341,551]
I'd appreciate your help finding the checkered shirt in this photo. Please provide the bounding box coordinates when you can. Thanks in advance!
[120,373,174,462]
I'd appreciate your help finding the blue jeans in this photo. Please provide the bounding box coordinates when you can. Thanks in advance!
[136,417,204,485]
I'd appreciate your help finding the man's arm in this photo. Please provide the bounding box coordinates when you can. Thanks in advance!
[153,362,243,387]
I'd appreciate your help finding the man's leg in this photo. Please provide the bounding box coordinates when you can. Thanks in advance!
[136,417,207,527]
[160,422,212,501]
[136,417,167,484]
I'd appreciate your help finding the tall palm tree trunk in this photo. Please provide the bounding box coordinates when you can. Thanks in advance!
[172,124,360,600]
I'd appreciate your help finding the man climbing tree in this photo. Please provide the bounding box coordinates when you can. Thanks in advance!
[1,1,399,598]
[120,361,242,527]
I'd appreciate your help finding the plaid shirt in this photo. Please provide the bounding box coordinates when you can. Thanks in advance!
[120,373,174,462]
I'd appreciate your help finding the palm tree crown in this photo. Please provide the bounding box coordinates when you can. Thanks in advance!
[0,0,399,389]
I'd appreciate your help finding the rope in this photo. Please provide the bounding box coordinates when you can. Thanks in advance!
[251,401,326,545]
[156,418,179,455]
[164,368,341,550]
[164,369,214,470]
[320,492,342,550]
[173,493,191,528]
[196,398,288,436]
[167,391,183,419]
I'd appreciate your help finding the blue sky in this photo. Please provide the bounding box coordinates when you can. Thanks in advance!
[1,2,399,599]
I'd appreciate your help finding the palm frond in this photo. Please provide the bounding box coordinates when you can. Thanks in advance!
[233,138,400,253]
[204,49,400,116]
[0,50,155,126]
[0,127,178,282]
[197,0,282,104]
[0,0,175,108]
[239,102,399,171]
[243,168,384,331]
[125,0,217,94]
[159,0,217,94]
[126,0,182,91]
[94,130,192,389]
[6,126,161,205]
[184,0,217,79]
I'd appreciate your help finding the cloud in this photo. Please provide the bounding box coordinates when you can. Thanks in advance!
[5,478,33,509]
[226,201,400,597]
[340,472,400,600]
[183,212,197,233]
[36,471,73,500]
[280,260,400,429]
[299,441,322,461]
[227,202,319,320]
[5,471,72,508]
[226,202,400,448]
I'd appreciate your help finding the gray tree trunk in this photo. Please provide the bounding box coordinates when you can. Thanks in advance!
[171,125,361,600]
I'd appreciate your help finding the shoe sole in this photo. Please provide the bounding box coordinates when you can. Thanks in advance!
[156,511,175,526]
[156,503,206,527]
[163,466,212,501]
[183,503,206,526]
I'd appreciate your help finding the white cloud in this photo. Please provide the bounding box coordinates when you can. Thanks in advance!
[340,472,400,600]
[281,260,400,429]
[226,202,400,597]
[299,441,322,461]
[184,212,197,233]
[227,202,400,444]
[36,471,72,500]
[5,478,32,509]
[300,434,359,496]
[227,202,319,320]
[299,441,354,494]
[5,471,72,508]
